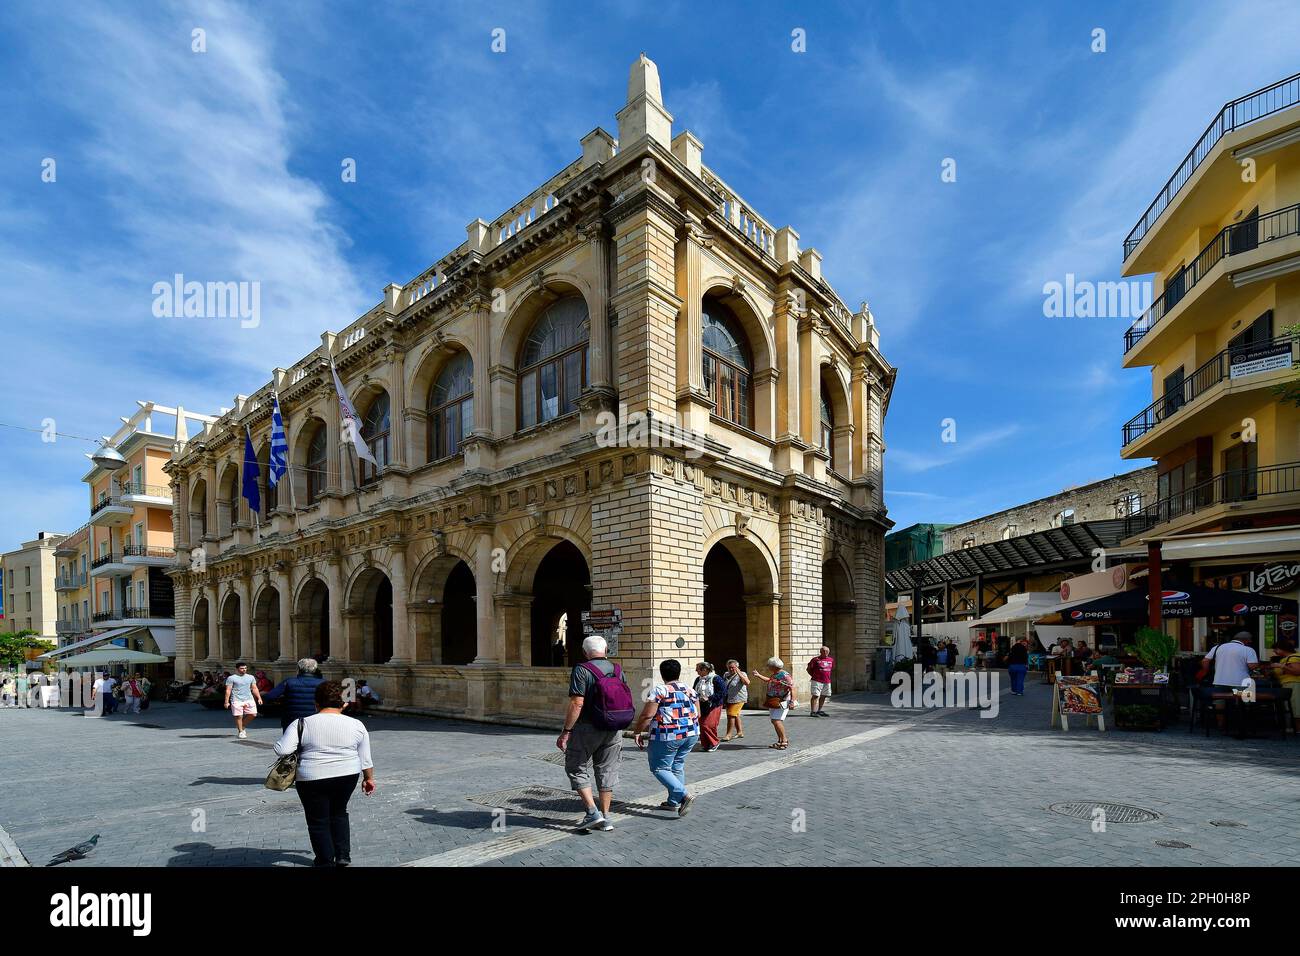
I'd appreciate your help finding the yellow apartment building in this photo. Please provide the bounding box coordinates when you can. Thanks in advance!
[2,533,63,660]
[43,402,217,671]
[1118,71,1300,653]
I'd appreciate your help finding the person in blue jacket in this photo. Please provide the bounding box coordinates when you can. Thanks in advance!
[262,658,325,730]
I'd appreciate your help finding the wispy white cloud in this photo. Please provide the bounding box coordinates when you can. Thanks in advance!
[888,424,1023,474]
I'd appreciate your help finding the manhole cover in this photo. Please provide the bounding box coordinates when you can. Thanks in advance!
[244,804,302,816]
[529,751,567,765]
[1047,801,1161,824]
[466,785,601,823]
[1210,820,1246,827]
[1156,840,1192,848]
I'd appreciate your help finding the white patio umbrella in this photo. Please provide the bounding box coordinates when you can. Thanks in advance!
[893,620,915,660]
[59,648,168,667]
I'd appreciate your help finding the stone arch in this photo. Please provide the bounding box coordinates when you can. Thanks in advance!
[293,575,331,660]
[822,552,857,689]
[525,540,590,668]
[345,565,393,664]
[294,416,329,504]
[251,583,280,662]
[700,280,777,377]
[216,461,240,537]
[218,590,241,663]
[818,364,853,477]
[192,594,211,662]
[189,479,208,542]
[702,532,779,692]
[408,338,479,462]
[409,546,477,664]
[498,280,596,434]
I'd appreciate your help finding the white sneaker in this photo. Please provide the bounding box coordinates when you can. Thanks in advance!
[238,730,247,739]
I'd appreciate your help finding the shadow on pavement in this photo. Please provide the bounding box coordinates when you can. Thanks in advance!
[166,843,315,867]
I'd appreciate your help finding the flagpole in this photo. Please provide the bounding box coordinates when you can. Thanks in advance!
[272,391,299,526]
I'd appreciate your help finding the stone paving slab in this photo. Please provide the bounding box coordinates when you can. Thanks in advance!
[0,678,1294,867]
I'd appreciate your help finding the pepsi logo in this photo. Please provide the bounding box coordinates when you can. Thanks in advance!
[1070,610,1083,620]
[1160,590,1189,602]
[1232,603,1248,614]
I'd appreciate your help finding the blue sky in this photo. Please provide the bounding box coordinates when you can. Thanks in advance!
[1,0,1298,548]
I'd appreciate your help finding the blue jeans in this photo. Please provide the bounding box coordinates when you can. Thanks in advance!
[1008,664,1028,695]
[647,734,697,805]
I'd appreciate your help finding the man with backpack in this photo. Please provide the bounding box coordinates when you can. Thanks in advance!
[557,635,634,833]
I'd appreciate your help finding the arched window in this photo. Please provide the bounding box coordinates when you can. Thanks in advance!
[1053,508,1076,528]
[702,304,752,428]
[259,443,278,516]
[359,392,390,484]
[428,352,474,461]
[306,424,328,503]
[820,381,835,470]
[519,297,589,429]
[1000,524,1017,540]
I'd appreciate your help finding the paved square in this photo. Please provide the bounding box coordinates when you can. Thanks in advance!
[1,677,1295,867]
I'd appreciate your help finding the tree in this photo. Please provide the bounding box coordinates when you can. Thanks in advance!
[0,630,45,671]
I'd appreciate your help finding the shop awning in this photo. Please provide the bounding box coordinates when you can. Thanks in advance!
[1058,586,1297,623]
[37,627,134,660]
[146,627,176,656]
[966,592,1063,627]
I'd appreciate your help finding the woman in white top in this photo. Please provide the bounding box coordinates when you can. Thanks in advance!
[274,680,375,867]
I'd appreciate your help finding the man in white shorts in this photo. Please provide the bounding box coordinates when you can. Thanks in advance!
[223,661,263,738]
[806,645,834,717]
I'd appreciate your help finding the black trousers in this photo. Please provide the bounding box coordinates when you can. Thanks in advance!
[295,774,358,866]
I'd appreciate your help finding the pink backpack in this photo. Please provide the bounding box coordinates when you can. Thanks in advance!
[580,661,635,730]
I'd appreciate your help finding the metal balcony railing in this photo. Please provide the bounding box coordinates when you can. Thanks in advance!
[55,572,88,590]
[90,552,122,569]
[92,604,174,623]
[1123,203,1300,352]
[1122,333,1299,445]
[1123,72,1300,261]
[116,482,173,500]
[1124,461,1300,536]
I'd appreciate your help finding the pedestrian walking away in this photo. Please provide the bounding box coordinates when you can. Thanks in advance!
[722,659,749,741]
[1008,637,1029,695]
[753,658,796,749]
[263,658,325,730]
[557,635,635,833]
[91,672,117,714]
[806,645,834,716]
[693,661,728,751]
[223,661,263,738]
[632,659,700,816]
[273,680,375,867]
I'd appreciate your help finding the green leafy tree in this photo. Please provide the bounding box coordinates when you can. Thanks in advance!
[0,630,45,671]
[1273,321,1300,406]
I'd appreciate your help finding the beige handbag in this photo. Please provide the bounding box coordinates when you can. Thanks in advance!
[265,718,306,791]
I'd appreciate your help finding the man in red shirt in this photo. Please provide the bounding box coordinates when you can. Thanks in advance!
[806,646,834,717]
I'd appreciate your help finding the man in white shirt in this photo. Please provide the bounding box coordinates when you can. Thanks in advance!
[92,673,118,715]
[1197,631,1260,688]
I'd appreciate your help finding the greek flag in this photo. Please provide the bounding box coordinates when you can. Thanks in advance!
[268,393,289,488]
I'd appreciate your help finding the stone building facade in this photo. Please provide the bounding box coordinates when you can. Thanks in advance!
[941,466,1157,552]
[164,55,896,725]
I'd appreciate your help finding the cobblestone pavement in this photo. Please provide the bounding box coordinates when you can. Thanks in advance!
[1,676,1295,867]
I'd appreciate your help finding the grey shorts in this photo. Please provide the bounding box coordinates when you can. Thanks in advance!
[564,722,622,792]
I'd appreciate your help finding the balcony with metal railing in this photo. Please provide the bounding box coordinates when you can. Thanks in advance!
[122,545,177,566]
[1123,461,1300,537]
[54,572,88,592]
[89,552,132,577]
[1121,332,1299,450]
[92,603,175,625]
[1123,203,1300,355]
[1123,72,1300,262]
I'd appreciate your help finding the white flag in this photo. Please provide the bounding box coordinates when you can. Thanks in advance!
[332,362,378,467]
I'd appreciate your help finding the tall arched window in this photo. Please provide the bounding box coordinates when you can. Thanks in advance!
[259,443,278,516]
[359,392,390,484]
[702,304,752,428]
[428,352,474,461]
[519,297,589,429]
[306,424,328,503]
[820,381,835,471]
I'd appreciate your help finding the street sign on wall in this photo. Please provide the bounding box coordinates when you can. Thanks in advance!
[582,609,623,655]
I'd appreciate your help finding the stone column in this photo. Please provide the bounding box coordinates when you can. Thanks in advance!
[674,211,712,433]
[389,542,411,663]
[173,476,190,552]
[389,348,408,468]
[778,497,824,701]
[472,530,498,664]
[275,566,295,663]
[236,575,253,660]
[205,584,219,664]
[409,602,435,662]
[471,301,494,436]
[323,558,344,661]
[204,458,219,544]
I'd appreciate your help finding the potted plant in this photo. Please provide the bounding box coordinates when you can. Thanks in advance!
[1122,626,1180,722]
